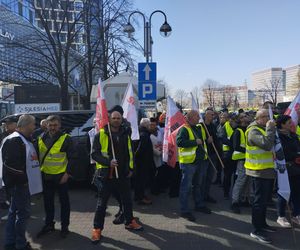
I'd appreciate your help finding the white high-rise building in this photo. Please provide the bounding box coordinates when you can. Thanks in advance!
[251,67,284,90]
[251,67,285,104]
[284,65,300,101]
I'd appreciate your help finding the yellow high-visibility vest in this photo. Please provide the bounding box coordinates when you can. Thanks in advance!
[95,129,133,170]
[244,126,274,171]
[178,125,207,164]
[222,121,234,152]
[296,125,300,141]
[232,128,246,160]
[39,134,69,175]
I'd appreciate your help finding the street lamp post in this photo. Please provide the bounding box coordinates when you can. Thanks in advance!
[123,10,172,62]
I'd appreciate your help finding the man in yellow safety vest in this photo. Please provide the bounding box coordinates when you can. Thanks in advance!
[37,115,75,239]
[176,110,210,222]
[230,113,250,213]
[245,109,276,244]
[91,111,142,244]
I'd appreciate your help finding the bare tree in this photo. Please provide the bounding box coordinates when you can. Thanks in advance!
[219,85,238,109]
[260,77,283,106]
[191,86,202,109]
[5,0,87,110]
[202,79,219,109]
[81,0,140,108]
[174,89,188,109]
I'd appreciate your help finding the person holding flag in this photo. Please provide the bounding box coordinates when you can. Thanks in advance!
[91,79,142,244]
[176,110,211,222]
[245,109,276,244]
[275,115,300,227]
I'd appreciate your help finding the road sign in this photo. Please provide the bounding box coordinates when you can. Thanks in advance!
[138,63,157,106]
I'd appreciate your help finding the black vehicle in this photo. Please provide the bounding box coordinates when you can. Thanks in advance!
[1,110,95,184]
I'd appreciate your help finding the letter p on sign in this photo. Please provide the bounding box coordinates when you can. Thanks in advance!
[142,83,153,98]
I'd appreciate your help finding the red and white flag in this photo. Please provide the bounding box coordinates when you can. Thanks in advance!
[284,91,300,133]
[122,83,140,140]
[95,78,109,131]
[162,96,186,167]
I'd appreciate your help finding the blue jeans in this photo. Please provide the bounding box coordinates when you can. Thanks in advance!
[5,184,31,249]
[179,160,208,213]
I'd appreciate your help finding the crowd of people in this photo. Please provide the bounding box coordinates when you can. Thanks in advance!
[0,101,300,249]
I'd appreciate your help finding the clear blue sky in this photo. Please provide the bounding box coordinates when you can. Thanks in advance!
[133,0,300,93]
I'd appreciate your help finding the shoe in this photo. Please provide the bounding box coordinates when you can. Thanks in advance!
[291,215,300,226]
[113,213,125,225]
[91,228,102,244]
[114,209,122,218]
[230,203,241,214]
[125,219,143,231]
[195,206,211,214]
[36,223,55,238]
[240,200,251,207]
[277,217,291,228]
[60,227,69,238]
[261,224,276,233]
[180,212,196,222]
[250,231,272,244]
[137,198,152,205]
[0,201,9,209]
[205,196,217,203]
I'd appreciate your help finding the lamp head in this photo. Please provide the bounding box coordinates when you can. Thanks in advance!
[123,22,135,38]
[160,21,172,37]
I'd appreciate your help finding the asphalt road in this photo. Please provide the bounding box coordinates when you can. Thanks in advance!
[1,184,299,250]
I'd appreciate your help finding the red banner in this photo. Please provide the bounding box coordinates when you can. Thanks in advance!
[95,78,109,130]
[163,97,186,167]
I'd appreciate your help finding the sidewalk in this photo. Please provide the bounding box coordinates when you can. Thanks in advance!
[1,185,299,250]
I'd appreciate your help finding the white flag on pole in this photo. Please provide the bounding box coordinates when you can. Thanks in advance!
[122,83,140,140]
[269,105,290,201]
[191,93,203,122]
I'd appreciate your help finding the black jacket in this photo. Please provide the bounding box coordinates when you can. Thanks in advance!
[2,133,29,187]
[278,130,300,176]
[232,126,247,156]
[135,126,154,170]
[92,125,133,178]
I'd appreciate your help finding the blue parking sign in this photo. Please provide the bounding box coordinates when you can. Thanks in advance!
[138,62,157,101]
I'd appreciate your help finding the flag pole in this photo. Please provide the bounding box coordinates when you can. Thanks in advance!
[107,123,119,179]
[201,120,225,169]
[191,92,224,169]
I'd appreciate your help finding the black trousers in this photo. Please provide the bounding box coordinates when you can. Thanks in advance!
[169,163,182,197]
[223,158,237,196]
[251,177,273,232]
[93,178,133,230]
[43,180,70,229]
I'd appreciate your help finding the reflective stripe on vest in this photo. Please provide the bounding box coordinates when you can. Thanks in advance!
[244,126,274,170]
[222,121,234,152]
[38,134,69,175]
[178,125,207,164]
[232,128,246,160]
[95,129,134,170]
[297,125,300,141]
